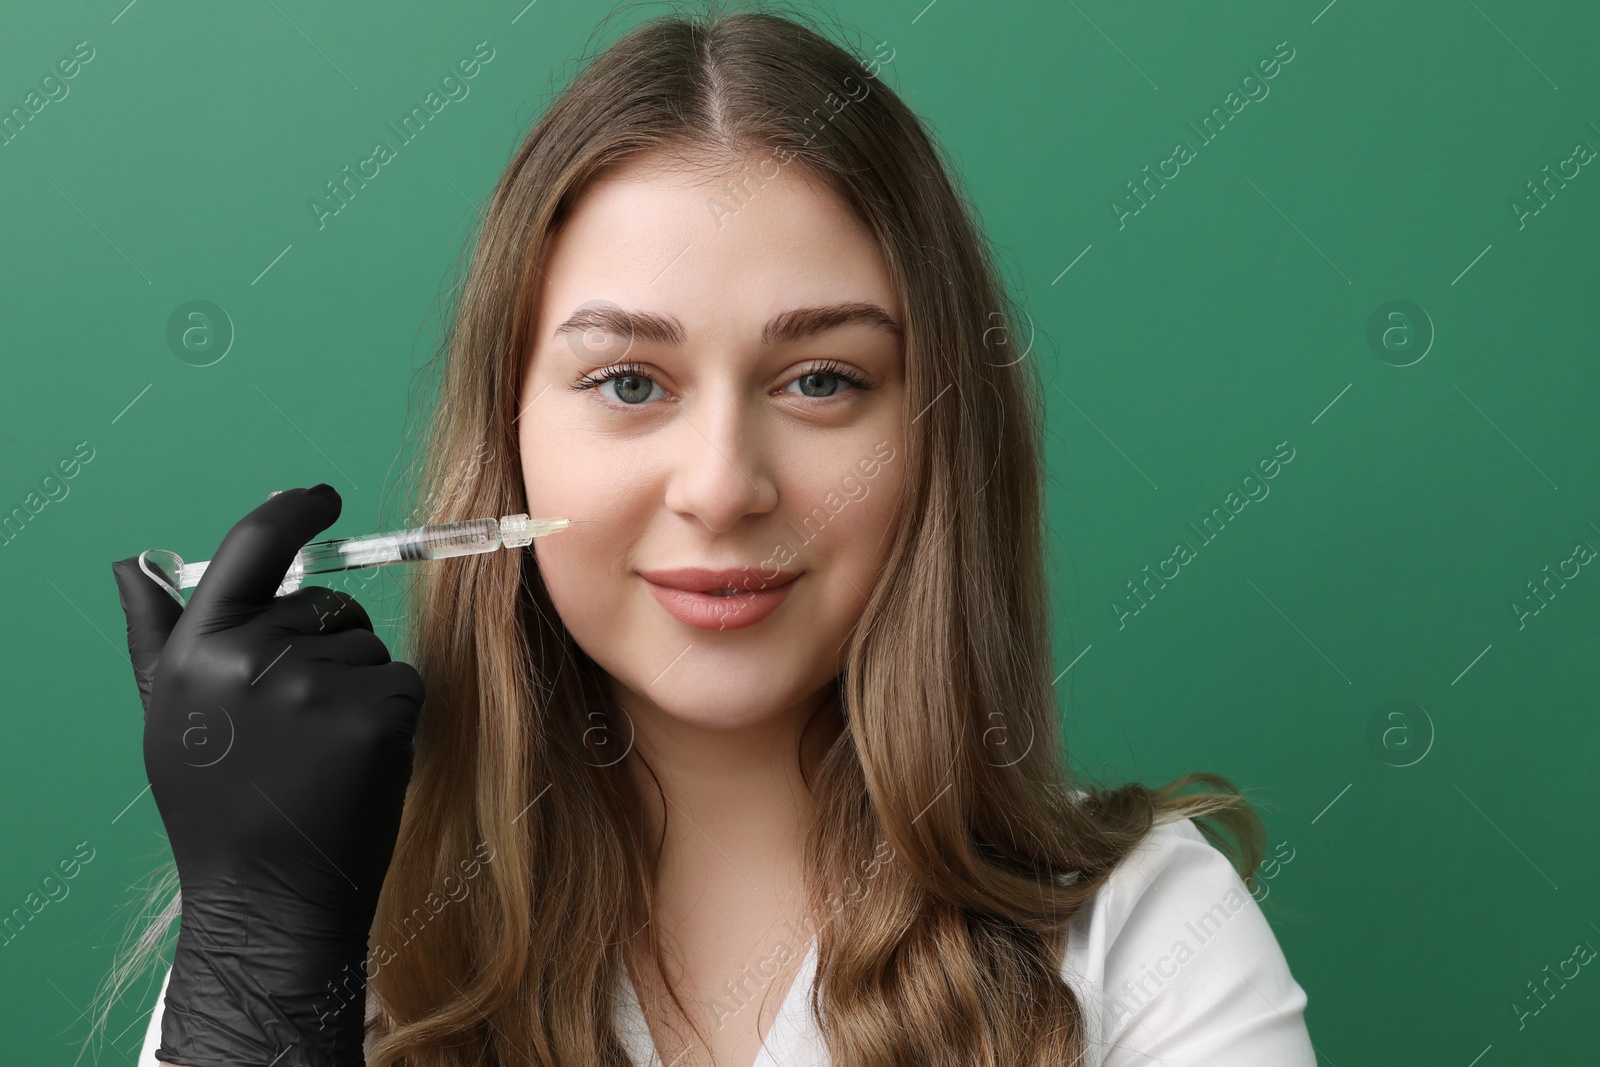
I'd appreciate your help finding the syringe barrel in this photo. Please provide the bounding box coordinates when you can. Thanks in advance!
[295,518,502,575]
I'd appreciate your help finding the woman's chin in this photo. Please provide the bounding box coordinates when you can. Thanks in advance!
[612,669,827,735]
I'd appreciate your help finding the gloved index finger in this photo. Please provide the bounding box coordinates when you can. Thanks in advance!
[180,485,344,631]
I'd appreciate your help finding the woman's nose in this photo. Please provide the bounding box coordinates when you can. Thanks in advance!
[661,387,778,534]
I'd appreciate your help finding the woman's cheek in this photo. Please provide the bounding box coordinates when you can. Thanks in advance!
[520,413,606,522]
[525,449,642,632]
[832,456,904,574]
[523,435,590,595]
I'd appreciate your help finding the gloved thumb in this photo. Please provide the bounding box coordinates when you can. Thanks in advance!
[112,556,183,712]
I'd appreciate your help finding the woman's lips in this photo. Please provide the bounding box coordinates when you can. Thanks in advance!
[642,575,799,631]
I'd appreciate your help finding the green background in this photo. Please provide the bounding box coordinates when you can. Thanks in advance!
[3,0,1597,1062]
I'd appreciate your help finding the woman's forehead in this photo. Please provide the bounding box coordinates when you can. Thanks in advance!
[537,162,902,338]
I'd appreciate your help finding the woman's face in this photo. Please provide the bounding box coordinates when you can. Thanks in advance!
[518,152,907,738]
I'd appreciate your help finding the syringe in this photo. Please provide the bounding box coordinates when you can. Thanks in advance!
[139,513,591,604]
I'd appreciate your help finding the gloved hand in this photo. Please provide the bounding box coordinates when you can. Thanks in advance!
[112,484,424,1067]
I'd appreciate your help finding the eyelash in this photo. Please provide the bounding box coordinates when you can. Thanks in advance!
[571,360,874,404]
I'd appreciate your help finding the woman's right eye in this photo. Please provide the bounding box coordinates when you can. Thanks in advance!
[599,373,663,405]
[573,365,666,406]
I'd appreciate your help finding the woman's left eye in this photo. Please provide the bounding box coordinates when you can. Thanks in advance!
[783,363,872,398]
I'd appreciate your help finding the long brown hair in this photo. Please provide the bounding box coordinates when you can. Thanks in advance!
[90,4,1267,1065]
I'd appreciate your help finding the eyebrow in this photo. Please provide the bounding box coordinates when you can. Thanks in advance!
[550,301,902,347]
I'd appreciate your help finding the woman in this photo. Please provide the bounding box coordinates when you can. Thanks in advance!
[109,5,1314,1065]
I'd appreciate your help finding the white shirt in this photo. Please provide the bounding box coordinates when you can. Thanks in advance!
[141,816,1314,1066]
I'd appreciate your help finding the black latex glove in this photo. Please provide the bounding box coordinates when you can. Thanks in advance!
[112,484,424,1067]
